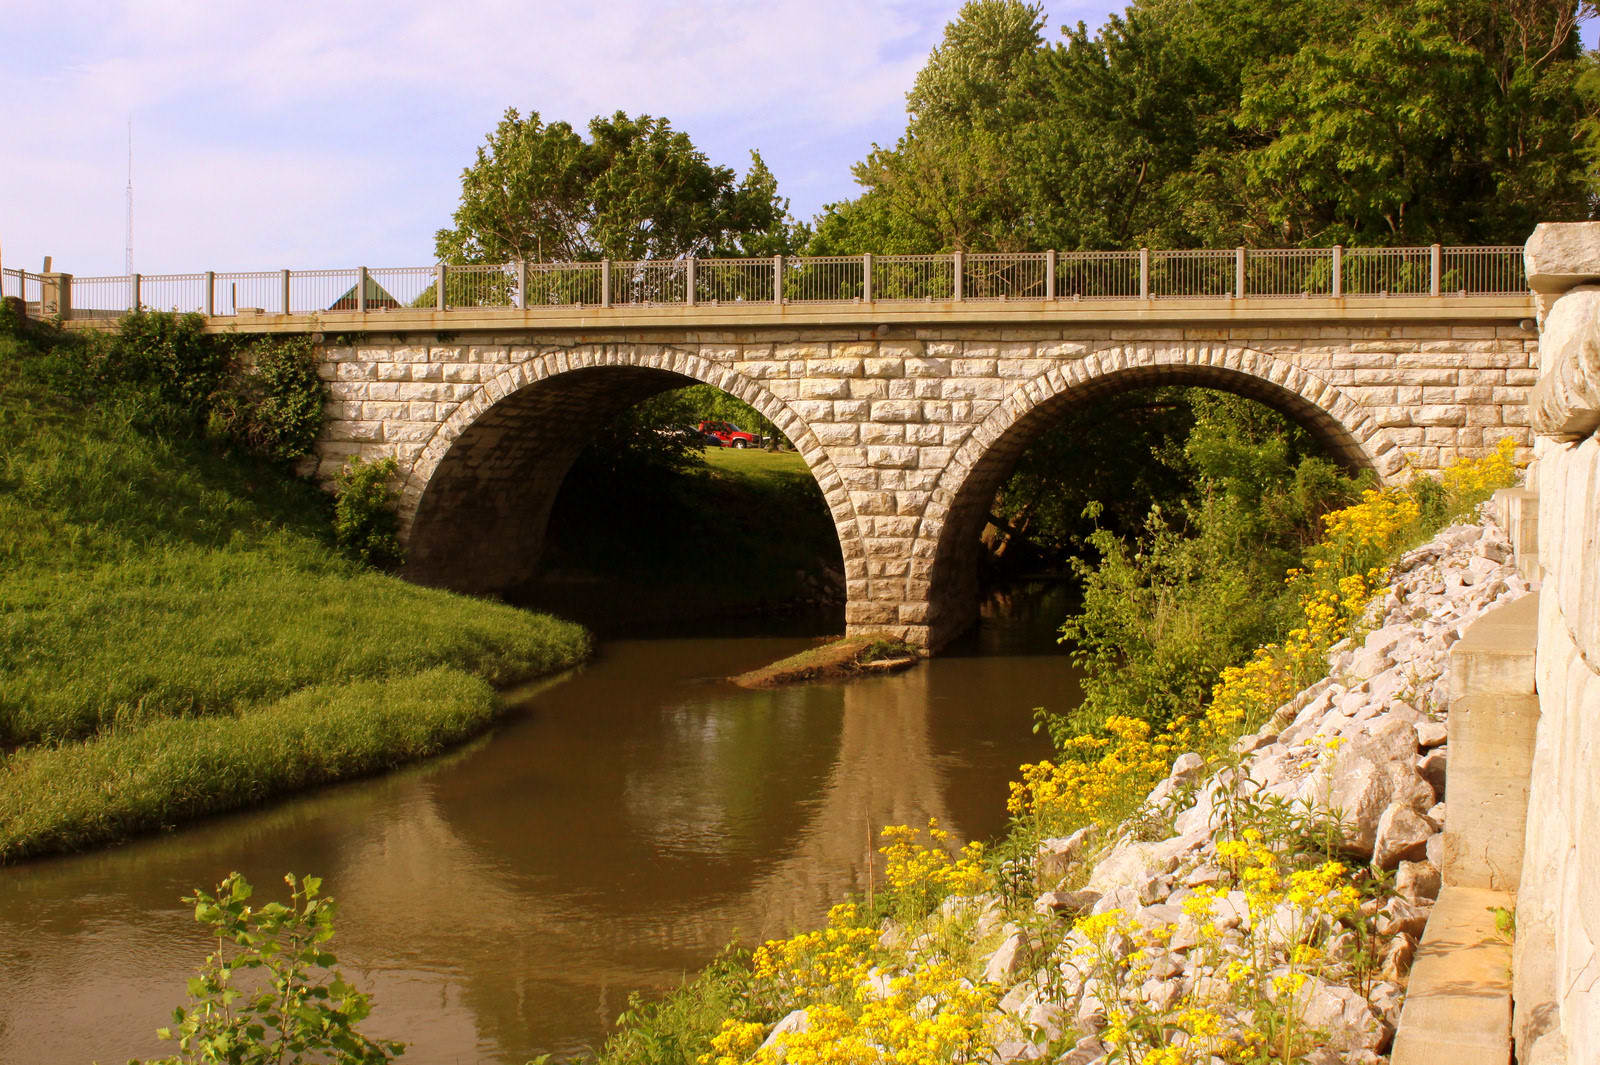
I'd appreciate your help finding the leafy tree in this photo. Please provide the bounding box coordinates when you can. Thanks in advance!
[809,1,1045,253]
[813,0,1593,255]
[435,110,795,265]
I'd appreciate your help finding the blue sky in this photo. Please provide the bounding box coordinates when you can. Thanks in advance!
[0,0,1122,276]
[2,1,1592,277]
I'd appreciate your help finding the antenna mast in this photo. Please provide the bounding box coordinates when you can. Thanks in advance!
[124,116,134,276]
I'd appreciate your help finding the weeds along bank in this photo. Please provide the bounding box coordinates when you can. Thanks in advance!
[0,307,590,861]
[599,443,1520,1065]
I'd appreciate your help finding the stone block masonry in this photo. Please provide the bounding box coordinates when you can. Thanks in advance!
[311,319,1534,649]
[1504,222,1600,1065]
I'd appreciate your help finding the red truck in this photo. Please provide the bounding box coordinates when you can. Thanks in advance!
[698,420,760,448]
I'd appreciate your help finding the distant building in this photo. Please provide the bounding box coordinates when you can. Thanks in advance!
[329,276,401,311]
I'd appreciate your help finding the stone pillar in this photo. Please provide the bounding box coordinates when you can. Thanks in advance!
[38,272,72,320]
[1440,590,1540,891]
[1509,222,1600,1065]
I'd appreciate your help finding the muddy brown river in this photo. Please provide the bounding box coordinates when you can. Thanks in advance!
[0,596,1080,1064]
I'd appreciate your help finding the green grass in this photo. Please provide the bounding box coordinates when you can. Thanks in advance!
[0,327,591,859]
[701,446,813,483]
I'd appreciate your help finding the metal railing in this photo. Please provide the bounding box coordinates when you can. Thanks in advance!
[7,245,1528,323]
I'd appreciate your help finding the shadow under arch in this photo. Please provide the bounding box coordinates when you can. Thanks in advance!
[917,344,1408,649]
[400,345,860,595]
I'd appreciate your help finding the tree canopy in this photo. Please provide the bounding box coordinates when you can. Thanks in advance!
[811,0,1595,254]
[435,110,795,265]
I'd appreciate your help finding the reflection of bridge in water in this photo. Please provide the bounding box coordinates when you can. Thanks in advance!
[5,246,1536,647]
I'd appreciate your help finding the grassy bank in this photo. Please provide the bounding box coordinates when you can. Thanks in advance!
[0,316,590,861]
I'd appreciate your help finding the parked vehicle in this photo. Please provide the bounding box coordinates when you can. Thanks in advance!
[697,420,759,448]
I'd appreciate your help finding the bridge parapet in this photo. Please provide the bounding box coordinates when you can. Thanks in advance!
[2,245,1529,328]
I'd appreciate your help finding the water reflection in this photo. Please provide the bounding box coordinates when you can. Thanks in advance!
[0,625,1076,1064]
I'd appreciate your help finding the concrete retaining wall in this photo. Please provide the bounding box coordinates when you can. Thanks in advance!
[1507,224,1600,1065]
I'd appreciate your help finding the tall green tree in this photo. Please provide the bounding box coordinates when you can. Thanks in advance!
[436,110,794,264]
[812,0,1594,255]
[809,0,1045,253]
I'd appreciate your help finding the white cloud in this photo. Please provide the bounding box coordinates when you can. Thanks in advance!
[0,0,1121,275]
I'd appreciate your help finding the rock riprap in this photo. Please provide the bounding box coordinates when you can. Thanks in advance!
[973,509,1531,1064]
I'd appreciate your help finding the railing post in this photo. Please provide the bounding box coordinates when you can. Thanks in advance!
[131,272,141,312]
[355,267,367,313]
[773,254,783,305]
[204,270,215,316]
[1235,246,1246,299]
[602,259,612,308]
[517,261,528,309]
[862,253,873,303]
[686,257,696,306]
[435,265,446,311]
[1045,250,1056,300]
[1430,243,1442,296]
[1139,248,1150,300]
[280,269,290,314]
[1332,245,1343,299]
[952,251,964,301]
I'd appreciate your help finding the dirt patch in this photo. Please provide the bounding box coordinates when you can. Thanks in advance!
[730,634,920,688]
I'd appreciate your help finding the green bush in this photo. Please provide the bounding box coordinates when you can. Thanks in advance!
[131,872,404,1065]
[333,457,403,568]
[207,335,326,460]
[1050,393,1367,740]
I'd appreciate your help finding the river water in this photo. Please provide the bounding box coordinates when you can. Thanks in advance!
[0,592,1079,1064]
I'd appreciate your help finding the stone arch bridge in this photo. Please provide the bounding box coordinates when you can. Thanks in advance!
[255,293,1535,649]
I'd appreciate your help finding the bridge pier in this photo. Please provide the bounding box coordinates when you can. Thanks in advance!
[309,314,1535,650]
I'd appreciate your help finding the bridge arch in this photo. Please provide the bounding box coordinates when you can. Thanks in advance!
[912,343,1410,648]
[399,344,861,596]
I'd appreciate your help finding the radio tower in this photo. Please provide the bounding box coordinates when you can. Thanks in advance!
[124,117,134,275]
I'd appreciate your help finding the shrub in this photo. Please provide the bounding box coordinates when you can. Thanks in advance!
[333,457,403,568]
[130,872,404,1065]
[210,336,326,461]
[108,310,230,423]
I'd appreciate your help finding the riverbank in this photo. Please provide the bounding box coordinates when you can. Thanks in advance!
[592,445,1522,1065]
[0,321,592,862]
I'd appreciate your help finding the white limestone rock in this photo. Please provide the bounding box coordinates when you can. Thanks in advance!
[1373,803,1435,869]
[983,930,1030,984]
[1395,859,1442,902]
